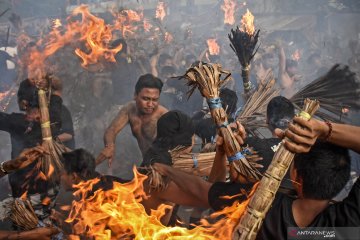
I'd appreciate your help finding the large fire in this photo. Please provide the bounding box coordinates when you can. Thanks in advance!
[66,167,256,239]
[207,38,220,55]
[156,1,166,21]
[221,0,236,25]
[240,9,255,35]
[26,4,124,81]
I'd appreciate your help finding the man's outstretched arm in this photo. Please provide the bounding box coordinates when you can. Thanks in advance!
[96,103,131,166]
[152,163,212,208]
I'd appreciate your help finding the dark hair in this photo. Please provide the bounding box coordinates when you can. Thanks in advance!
[160,66,176,77]
[194,117,216,144]
[134,74,163,95]
[158,53,172,66]
[62,149,97,180]
[141,110,195,167]
[294,142,350,200]
[267,96,295,131]
[220,88,238,116]
[286,59,298,69]
[18,79,35,101]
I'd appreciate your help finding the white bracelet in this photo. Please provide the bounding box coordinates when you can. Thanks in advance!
[0,161,8,174]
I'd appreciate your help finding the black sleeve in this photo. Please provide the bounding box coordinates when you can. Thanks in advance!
[335,178,360,226]
[0,112,11,132]
[208,181,254,211]
[49,95,63,136]
[60,105,74,136]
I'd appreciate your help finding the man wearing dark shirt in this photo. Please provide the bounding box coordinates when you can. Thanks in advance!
[151,116,360,239]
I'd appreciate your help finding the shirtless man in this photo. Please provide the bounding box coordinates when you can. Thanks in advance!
[96,74,168,166]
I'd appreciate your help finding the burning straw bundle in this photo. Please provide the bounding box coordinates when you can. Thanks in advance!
[237,70,280,134]
[229,9,260,95]
[38,89,67,181]
[290,64,360,122]
[180,62,261,183]
[233,98,320,240]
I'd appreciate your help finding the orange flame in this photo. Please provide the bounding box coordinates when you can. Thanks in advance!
[113,9,144,38]
[291,49,301,62]
[26,5,123,82]
[207,38,220,55]
[156,1,166,21]
[240,9,255,35]
[221,0,236,25]
[65,167,258,239]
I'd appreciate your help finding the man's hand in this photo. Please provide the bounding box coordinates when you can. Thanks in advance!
[216,121,247,151]
[4,146,46,172]
[19,227,60,240]
[96,145,115,167]
[275,116,329,153]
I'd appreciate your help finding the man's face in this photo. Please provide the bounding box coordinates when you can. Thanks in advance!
[134,88,160,115]
[60,172,76,191]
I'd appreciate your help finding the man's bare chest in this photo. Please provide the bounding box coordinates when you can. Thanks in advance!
[129,116,157,141]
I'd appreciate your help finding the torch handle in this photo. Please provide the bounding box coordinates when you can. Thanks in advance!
[38,89,52,141]
[233,99,319,240]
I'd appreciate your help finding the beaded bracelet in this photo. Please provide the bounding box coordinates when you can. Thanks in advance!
[324,121,333,141]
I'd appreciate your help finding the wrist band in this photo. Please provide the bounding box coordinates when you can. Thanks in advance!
[227,152,245,162]
[105,143,115,148]
[324,121,333,141]
[1,161,8,174]
[207,97,222,109]
[217,121,229,129]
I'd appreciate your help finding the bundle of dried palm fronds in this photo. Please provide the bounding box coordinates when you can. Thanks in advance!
[180,62,261,183]
[290,64,360,123]
[38,89,67,182]
[234,98,320,240]
[10,198,39,230]
[237,70,280,134]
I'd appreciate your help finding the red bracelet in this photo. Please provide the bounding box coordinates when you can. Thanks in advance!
[324,121,333,141]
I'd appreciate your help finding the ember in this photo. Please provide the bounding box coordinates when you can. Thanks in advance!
[156,1,166,22]
[221,0,236,25]
[207,38,220,55]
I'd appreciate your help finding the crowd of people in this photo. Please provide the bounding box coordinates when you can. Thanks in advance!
[0,1,360,239]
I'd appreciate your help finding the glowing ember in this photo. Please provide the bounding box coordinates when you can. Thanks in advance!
[52,18,62,29]
[221,0,236,25]
[156,1,166,21]
[342,107,349,114]
[143,18,153,32]
[240,9,255,35]
[164,32,173,44]
[291,49,301,62]
[207,38,220,55]
[66,167,257,239]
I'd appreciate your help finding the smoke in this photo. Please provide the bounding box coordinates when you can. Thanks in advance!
[0,0,359,201]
